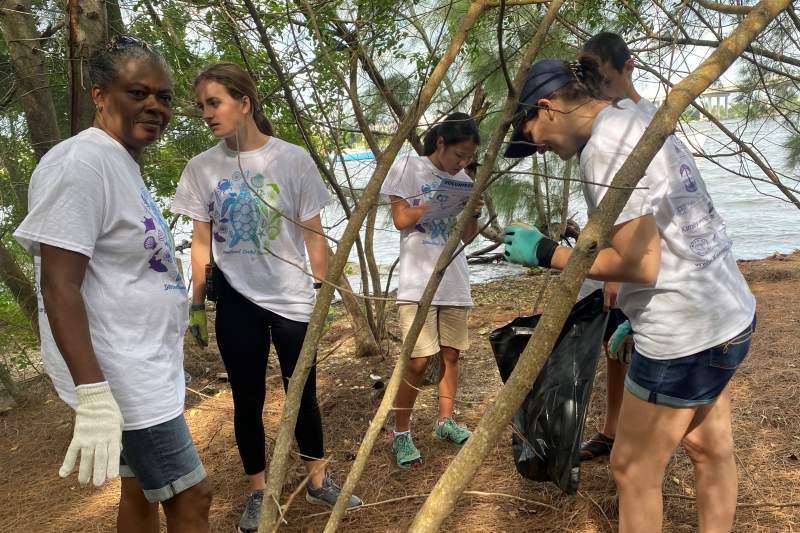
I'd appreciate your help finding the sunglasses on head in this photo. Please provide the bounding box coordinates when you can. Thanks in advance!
[105,35,153,53]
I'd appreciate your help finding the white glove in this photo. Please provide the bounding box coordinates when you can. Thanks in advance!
[59,381,124,487]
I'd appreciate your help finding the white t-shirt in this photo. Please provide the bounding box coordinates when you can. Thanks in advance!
[14,128,188,430]
[637,97,658,118]
[172,138,331,322]
[579,99,755,359]
[577,98,657,303]
[380,154,473,306]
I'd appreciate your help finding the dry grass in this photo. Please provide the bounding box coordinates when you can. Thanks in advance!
[1,252,799,532]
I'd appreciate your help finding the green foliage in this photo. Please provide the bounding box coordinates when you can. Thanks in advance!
[787,133,800,171]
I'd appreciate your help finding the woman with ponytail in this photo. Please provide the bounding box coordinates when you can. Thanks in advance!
[171,62,361,532]
[380,112,482,470]
[503,58,755,532]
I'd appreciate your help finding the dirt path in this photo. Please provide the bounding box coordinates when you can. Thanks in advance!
[2,253,798,532]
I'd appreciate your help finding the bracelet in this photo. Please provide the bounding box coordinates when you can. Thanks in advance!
[313,282,323,289]
[190,303,206,311]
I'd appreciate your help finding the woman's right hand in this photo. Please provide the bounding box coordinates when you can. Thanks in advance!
[389,195,428,230]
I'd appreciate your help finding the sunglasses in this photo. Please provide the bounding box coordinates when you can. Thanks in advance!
[105,35,153,53]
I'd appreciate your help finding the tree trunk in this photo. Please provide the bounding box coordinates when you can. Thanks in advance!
[0,241,38,337]
[0,0,61,161]
[410,1,790,529]
[105,0,124,37]
[558,159,572,239]
[0,0,60,333]
[532,155,546,229]
[68,0,108,135]
[364,206,386,341]
[328,250,379,358]
[0,360,22,406]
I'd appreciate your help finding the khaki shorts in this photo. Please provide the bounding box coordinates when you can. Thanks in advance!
[397,304,470,358]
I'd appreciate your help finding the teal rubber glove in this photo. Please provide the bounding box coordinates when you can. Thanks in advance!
[608,320,632,358]
[188,304,208,347]
[502,222,558,268]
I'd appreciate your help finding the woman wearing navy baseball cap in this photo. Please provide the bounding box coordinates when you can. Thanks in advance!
[503,57,756,533]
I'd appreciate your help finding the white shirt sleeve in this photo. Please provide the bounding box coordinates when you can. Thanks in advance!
[14,160,105,258]
[172,162,210,221]
[581,146,653,226]
[297,158,331,222]
[380,155,419,205]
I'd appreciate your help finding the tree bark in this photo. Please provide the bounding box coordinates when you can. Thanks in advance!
[256,2,491,530]
[0,0,60,333]
[105,0,124,37]
[409,1,791,530]
[0,0,61,161]
[0,241,38,337]
[0,360,22,406]
[329,249,380,358]
[558,159,572,238]
[68,0,108,135]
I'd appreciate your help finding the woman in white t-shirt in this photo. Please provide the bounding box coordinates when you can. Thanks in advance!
[380,112,483,469]
[502,58,756,532]
[171,62,361,532]
[14,35,211,530]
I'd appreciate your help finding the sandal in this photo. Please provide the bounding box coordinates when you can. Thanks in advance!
[579,432,614,462]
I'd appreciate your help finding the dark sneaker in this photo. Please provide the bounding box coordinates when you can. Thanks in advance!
[306,472,363,509]
[433,417,471,447]
[392,432,423,469]
[237,490,263,533]
[579,432,614,462]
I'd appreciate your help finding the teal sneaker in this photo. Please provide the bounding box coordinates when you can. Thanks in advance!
[433,417,471,447]
[392,432,423,469]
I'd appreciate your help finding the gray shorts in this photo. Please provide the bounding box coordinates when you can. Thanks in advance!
[120,414,206,503]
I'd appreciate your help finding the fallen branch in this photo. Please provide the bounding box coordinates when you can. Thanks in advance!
[302,490,561,519]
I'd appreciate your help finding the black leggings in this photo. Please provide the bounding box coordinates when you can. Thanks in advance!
[215,272,324,475]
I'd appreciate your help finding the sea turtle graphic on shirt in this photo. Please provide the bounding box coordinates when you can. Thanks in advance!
[227,187,261,248]
[212,171,282,252]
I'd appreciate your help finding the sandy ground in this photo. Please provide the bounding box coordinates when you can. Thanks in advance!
[1,252,798,532]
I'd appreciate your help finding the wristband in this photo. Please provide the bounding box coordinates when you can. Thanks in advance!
[191,303,206,311]
[536,237,559,269]
[313,282,323,289]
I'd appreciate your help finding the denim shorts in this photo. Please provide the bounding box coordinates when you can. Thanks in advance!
[120,414,207,503]
[625,316,756,408]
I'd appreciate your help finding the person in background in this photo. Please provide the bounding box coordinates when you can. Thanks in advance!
[172,62,361,533]
[502,57,756,532]
[14,35,212,532]
[576,31,654,461]
[380,112,483,469]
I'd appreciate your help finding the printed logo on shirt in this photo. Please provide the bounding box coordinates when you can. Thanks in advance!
[413,181,458,245]
[140,189,186,290]
[208,169,282,254]
[680,164,698,193]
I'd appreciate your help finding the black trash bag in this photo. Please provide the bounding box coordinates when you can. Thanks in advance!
[489,289,608,495]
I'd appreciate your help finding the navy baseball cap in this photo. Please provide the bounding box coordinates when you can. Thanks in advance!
[504,59,575,158]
